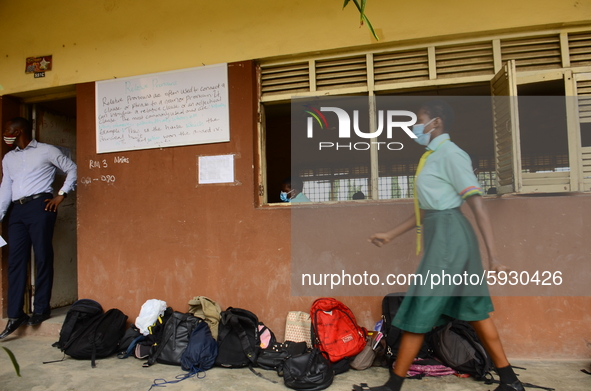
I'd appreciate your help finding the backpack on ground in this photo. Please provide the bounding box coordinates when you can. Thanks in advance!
[52,299,104,351]
[258,322,276,349]
[428,320,493,380]
[145,320,218,391]
[180,321,218,373]
[60,308,128,368]
[135,306,173,359]
[429,324,556,391]
[284,310,313,348]
[380,293,404,362]
[349,336,375,371]
[144,311,202,367]
[256,340,308,373]
[380,293,433,363]
[310,298,366,363]
[215,307,261,368]
[188,296,222,340]
[118,324,142,352]
[117,324,145,359]
[282,348,334,391]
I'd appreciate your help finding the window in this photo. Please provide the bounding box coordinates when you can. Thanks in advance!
[258,27,591,205]
[492,61,579,193]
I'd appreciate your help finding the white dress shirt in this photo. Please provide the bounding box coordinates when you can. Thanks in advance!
[0,140,77,221]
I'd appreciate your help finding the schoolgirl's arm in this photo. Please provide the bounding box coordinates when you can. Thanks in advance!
[369,210,424,247]
[465,195,508,273]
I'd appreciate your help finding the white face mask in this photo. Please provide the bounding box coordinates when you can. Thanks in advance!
[3,136,17,145]
[411,117,437,146]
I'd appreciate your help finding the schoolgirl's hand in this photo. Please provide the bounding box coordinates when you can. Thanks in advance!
[489,257,510,273]
[369,233,391,247]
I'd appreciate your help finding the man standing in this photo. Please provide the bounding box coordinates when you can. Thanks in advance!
[0,117,77,339]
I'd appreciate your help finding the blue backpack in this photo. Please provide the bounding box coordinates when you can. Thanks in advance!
[146,319,219,390]
[181,321,218,373]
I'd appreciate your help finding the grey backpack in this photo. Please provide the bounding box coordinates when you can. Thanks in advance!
[429,320,492,380]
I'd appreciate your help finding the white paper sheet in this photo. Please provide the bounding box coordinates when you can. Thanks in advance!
[198,155,235,184]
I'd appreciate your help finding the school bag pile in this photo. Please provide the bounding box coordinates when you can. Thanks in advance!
[46,294,554,391]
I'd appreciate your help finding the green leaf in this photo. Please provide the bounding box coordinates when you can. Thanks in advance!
[362,13,379,41]
[360,0,367,24]
[344,0,379,40]
[350,0,363,14]
[2,346,21,377]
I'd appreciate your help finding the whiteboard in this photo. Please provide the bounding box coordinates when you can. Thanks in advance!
[95,63,229,154]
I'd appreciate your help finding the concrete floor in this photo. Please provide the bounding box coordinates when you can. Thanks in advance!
[1,309,590,391]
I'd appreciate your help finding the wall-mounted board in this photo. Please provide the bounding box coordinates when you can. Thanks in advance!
[95,63,229,154]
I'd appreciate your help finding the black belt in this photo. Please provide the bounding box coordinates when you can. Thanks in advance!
[13,193,52,205]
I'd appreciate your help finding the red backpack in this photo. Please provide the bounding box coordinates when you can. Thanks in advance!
[310,298,367,363]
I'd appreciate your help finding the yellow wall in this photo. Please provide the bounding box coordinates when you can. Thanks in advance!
[1,0,590,95]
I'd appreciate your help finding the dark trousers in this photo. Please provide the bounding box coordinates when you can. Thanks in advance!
[7,194,57,318]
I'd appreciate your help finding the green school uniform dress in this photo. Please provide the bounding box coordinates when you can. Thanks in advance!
[392,133,494,334]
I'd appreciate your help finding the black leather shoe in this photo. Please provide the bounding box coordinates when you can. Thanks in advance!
[27,312,50,326]
[494,380,526,391]
[0,314,30,339]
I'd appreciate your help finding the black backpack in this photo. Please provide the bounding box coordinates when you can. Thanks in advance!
[380,293,432,362]
[52,299,104,351]
[215,307,260,368]
[428,320,493,380]
[135,306,174,359]
[60,308,128,367]
[257,340,308,373]
[282,348,334,391]
[144,311,202,367]
[116,324,145,359]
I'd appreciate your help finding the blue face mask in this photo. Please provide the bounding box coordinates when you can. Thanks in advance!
[411,117,437,146]
[280,190,294,202]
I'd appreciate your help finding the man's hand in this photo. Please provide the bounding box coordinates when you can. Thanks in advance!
[44,195,65,212]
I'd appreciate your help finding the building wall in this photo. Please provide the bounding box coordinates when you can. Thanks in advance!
[74,60,318,334]
[1,1,591,359]
[76,62,591,359]
[1,0,590,95]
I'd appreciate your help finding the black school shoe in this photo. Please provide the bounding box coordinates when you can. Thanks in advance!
[27,312,50,326]
[352,384,394,391]
[0,314,30,339]
[493,380,525,391]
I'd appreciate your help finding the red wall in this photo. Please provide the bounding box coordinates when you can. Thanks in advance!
[70,61,591,359]
[76,60,313,329]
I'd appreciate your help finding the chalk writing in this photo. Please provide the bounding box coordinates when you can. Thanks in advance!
[101,175,116,184]
[80,175,116,186]
[89,159,108,169]
[114,156,130,163]
[96,64,230,154]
